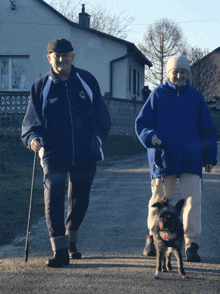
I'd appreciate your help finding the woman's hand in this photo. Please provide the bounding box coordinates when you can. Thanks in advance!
[205,164,213,173]
[152,134,162,146]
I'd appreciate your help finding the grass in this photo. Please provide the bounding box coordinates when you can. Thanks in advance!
[0,132,146,246]
[0,133,44,246]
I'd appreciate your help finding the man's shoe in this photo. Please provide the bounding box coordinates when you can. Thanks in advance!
[66,230,82,259]
[69,242,82,259]
[143,235,156,256]
[47,236,69,267]
[46,248,70,268]
[185,242,200,262]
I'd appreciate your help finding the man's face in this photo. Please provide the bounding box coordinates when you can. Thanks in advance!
[47,52,74,77]
[168,68,190,88]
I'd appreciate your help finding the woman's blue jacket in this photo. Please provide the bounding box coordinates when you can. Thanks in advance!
[135,79,217,178]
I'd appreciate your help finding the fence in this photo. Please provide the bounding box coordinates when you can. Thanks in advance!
[0,92,144,136]
[103,97,144,136]
[0,92,30,133]
[1,93,219,139]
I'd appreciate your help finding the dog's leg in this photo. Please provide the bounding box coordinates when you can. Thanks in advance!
[154,270,161,279]
[173,249,187,279]
[165,247,172,272]
[154,248,165,279]
[162,256,167,272]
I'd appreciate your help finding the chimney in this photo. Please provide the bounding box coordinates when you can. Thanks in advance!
[79,4,90,28]
[10,0,16,10]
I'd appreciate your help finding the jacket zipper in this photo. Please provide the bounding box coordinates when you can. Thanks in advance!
[65,82,75,164]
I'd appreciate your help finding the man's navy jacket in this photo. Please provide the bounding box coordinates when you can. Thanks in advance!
[21,65,111,166]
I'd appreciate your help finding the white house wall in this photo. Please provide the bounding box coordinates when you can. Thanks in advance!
[70,29,127,96]
[112,58,127,99]
[126,56,145,101]
[111,56,146,100]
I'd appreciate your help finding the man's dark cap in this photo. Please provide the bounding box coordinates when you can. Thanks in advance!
[47,39,74,54]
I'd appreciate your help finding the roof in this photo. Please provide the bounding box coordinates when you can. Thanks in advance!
[36,0,152,67]
[212,47,220,53]
[191,47,220,67]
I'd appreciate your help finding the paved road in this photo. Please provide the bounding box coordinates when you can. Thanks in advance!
[0,152,220,294]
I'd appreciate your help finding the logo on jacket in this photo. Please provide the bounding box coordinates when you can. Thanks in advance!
[79,91,86,99]
[49,98,58,104]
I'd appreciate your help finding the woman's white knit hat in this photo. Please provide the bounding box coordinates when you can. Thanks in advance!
[166,56,190,76]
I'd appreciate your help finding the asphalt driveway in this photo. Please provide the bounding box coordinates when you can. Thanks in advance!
[0,152,220,293]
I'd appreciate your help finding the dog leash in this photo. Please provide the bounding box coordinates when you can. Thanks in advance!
[160,175,168,197]
[154,147,168,197]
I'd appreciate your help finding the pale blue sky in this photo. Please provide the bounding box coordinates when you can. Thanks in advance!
[46,0,220,52]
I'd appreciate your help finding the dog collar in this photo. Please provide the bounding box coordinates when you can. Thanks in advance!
[159,231,177,240]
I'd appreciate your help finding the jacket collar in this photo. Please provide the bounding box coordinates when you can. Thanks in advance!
[165,79,190,91]
[49,65,77,84]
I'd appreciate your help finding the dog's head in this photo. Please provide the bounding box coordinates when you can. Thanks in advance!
[152,197,185,240]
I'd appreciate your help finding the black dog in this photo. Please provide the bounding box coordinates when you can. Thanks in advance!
[151,197,187,279]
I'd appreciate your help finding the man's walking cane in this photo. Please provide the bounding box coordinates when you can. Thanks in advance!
[24,151,37,262]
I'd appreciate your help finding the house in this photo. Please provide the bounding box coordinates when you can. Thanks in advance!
[0,0,152,101]
[191,47,220,140]
[0,0,152,135]
[191,47,220,109]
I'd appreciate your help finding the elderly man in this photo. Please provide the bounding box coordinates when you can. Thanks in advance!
[22,39,111,267]
[135,56,217,262]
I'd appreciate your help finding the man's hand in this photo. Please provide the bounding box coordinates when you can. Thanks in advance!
[205,164,213,173]
[30,137,43,152]
[152,134,162,146]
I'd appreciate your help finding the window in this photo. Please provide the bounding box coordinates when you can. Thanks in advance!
[129,65,131,91]
[133,68,136,94]
[0,57,29,91]
[137,72,140,96]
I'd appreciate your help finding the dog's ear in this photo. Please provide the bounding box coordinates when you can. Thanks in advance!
[152,202,162,211]
[173,199,185,215]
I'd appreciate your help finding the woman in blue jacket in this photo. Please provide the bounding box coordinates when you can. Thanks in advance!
[135,56,217,262]
[22,39,111,267]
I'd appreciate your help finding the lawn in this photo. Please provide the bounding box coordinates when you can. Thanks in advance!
[0,132,146,246]
[0,132,44,246]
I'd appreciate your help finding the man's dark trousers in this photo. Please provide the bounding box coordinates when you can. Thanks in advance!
[43,161,97,238]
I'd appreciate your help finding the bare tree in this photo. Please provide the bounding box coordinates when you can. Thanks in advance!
[186,46,209,64]
[138,18,187,88]
[89,5,135,39]
[45,0,134,39]
[46,0,81,20]
[188,47,220,101]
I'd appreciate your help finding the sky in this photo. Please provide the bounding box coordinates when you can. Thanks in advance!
[45,0,220,53]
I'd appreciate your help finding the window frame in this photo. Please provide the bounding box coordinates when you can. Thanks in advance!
[0,56,30,92]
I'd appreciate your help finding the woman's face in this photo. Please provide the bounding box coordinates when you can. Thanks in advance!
[168,68,190,88]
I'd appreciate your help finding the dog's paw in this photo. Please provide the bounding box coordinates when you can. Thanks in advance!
[179,273,189,279]
[164,268,172,273]
[154,270,161,279]
[180,274,189,279]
